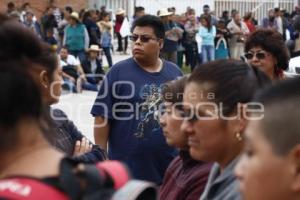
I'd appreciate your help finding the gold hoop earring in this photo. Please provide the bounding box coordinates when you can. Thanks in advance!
[236,132,242,141]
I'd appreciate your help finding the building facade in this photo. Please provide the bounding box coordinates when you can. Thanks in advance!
[0,0,88,19]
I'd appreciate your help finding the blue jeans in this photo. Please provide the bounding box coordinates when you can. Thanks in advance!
[103,47,113,67]
[201,45,215,63]
[62,78,76,93]
[82,81,98,91]
[63,78,98,92]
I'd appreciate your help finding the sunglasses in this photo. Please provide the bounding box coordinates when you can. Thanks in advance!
[129,34,158,43]
[244,52,267,60]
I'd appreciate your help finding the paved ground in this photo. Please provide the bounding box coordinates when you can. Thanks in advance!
[52,52,131,143]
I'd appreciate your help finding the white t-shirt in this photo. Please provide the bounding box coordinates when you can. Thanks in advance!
[90,59,97,74]
[59,54,80,67]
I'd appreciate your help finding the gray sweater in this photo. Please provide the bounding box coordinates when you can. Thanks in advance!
[200,157,241,200]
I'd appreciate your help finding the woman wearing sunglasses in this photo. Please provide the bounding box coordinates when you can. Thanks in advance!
[159,76,212,200]
[181,59,270,200]
[244,29,289,80]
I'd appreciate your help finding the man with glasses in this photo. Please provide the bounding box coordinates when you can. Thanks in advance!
[91,15,182,184]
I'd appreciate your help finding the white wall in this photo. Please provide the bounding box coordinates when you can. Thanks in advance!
[88,0,296,18]
[135,0,214,16]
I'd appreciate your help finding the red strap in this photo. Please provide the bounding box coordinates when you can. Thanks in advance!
[0,178,70,200]
[96,161,130,190]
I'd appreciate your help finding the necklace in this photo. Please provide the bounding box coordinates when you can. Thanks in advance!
[134,57,163,72]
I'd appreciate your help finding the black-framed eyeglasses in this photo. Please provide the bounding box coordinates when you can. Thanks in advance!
[129,34,158,43]
[244,52,267,60]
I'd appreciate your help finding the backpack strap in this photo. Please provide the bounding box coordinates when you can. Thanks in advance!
[0,178,70,200]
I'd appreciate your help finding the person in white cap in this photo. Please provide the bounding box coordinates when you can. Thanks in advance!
[159,8,183,65]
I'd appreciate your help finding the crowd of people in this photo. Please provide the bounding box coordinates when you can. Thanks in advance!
[4,2,300,83]
[1,1,300,200]
[156,5,300,69]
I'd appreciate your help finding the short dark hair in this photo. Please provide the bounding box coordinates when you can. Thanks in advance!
[100,11,110,20]
[135,6,145,13]
[131,15,165,39]
[65,6,73,14]
[231,9,238,16]
[61,45,69,52]
[188,59,271,116]
[222,10,229,17]
[7,2,15,9]
[245,29,289,71]
[274,7,281,13]
[253,77,300,155]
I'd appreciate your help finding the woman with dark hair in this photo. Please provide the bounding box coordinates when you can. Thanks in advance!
[0,13,105,169]
[198,15,216,63]
[181,59,271,200]
[159,76,212,200]
[243,12,256,33]
[36,45,106,162]
[0,14,155,200]
[97,11,113,67]
[0,12,69,188]
[0,16,64,180]
[244,29,290,80]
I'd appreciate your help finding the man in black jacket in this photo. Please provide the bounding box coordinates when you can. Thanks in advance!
[81,45,105,86]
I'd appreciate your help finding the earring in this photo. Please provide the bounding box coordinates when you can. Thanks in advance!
[236,132,242,141]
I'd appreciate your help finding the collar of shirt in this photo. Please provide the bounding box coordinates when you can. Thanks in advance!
[179,150,204,169]
[208,155,240,186]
